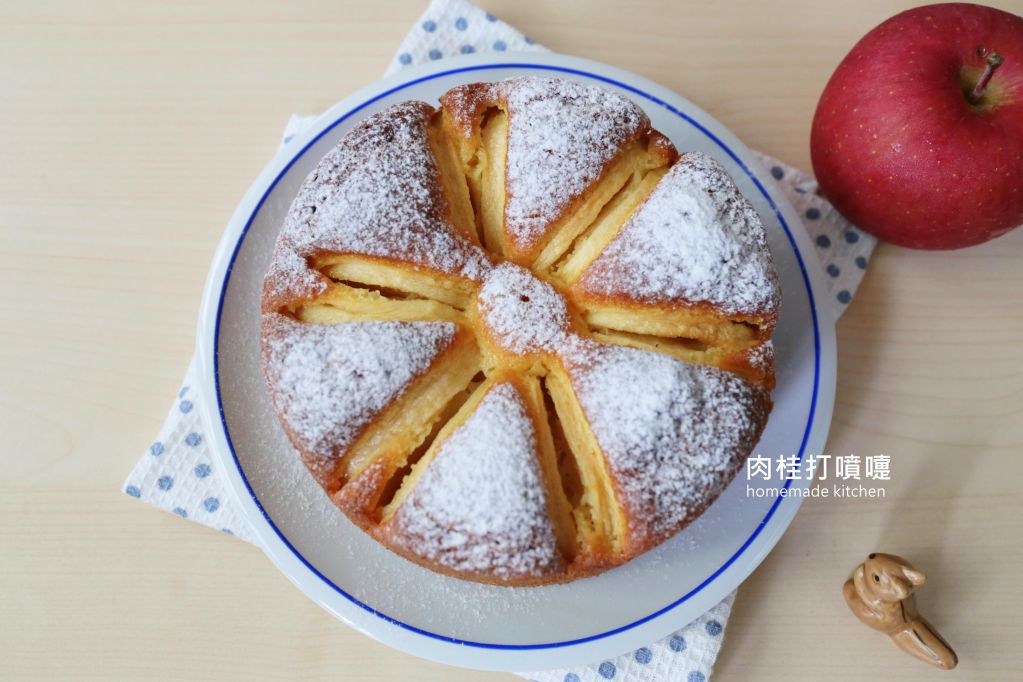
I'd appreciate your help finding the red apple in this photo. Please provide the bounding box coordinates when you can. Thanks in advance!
[810,3,1023,249]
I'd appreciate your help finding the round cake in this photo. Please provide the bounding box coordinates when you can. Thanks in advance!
[260,77,780,586]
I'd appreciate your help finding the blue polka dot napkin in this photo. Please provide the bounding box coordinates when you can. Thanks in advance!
[124,0,875,678]
[124,365,255,542]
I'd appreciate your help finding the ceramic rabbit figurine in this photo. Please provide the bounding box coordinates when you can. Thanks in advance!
[843,553,958,670]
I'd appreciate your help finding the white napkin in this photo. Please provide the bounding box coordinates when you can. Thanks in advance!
[124,1,876,679]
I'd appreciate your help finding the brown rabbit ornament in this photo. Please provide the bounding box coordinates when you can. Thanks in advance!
[843,553,957,670]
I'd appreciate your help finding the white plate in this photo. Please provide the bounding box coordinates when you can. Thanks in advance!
[195,52,837,672]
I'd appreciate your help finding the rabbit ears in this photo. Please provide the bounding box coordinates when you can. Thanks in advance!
[867,552,926,585]
[902,565,926,586]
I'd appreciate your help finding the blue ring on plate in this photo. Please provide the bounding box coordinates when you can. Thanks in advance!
[214,63,821,649]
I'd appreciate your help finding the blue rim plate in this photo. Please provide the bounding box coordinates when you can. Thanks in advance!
[195,52,837,671]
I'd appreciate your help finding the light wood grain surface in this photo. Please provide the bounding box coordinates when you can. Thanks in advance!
[2,1,1021,680]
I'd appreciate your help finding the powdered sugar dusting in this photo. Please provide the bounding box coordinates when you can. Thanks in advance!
[261,313,457,472]
[498,78,648,251]
[560,336,769,544]
[259,83,779,582]
[264,101,490,308]
[386,382,561,579]
[438,83,491,136]
[476,262,569,354]
[577,152,780,316]
[746,340,774,370]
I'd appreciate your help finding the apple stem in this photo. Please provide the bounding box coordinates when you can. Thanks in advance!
[969,52,1004,104]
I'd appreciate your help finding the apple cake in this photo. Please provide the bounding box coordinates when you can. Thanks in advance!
[261,77,780,586]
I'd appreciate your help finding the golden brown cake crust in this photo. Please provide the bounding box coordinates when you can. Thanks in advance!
[259,77,781,586]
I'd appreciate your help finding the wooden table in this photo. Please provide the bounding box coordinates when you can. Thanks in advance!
[3,1,1020,679]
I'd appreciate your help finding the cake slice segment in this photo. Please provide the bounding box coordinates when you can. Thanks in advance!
[588,329,776,388]
[377,375,569,584]
[262,100,490,314]
[554,336,771,556]
[293,253,473,326]
[452,106,510,256]
[542,368,627,565]
[549,165,670,284]
[313,254,479,310]
[568,152,781,351]
[294,281,464,326]
[441,77,668,267]
[260,313,481,522]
